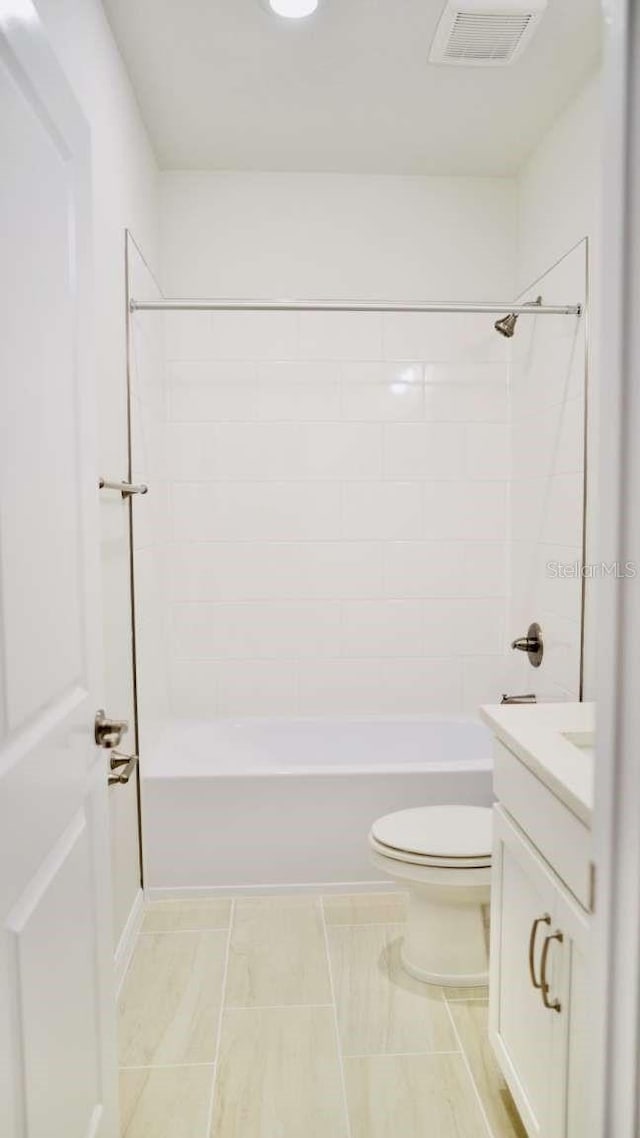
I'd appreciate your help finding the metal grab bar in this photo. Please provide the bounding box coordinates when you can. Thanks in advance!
[99,478,148,498]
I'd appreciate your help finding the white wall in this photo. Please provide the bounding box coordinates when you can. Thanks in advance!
[34,0,159,949]
[515,71,602,700]
[157,173,516,718]
[516,74,602,294]
[161,172,515,301]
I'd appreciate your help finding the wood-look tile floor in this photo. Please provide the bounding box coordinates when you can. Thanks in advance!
[118,892,527,1138]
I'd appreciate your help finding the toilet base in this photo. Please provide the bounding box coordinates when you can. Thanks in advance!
[400,946,488,988]
[400,878,490,988]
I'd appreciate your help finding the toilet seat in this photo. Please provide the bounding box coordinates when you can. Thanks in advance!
[370,834,491,868]
[369,805,492,869]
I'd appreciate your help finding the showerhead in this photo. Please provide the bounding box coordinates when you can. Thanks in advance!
[494,295,543,338]
[494,312,518,338]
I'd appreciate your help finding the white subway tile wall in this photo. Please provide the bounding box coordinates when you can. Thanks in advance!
[164,311,510,717]
[129,251,172,744]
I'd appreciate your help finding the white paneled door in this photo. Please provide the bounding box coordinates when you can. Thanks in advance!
[0,5,118,1138]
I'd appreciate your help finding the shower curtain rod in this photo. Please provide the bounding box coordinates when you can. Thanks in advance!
[129,297,582,316]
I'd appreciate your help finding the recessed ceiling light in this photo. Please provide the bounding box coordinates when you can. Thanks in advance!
[269,0,319,18]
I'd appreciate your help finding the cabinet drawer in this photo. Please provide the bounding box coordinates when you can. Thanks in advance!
[493,740,591,910]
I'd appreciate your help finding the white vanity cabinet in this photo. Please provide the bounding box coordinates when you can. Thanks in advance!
[481,703,594,1138]
[490,805,590,1138]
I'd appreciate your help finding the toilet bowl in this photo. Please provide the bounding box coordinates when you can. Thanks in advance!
[369,804,492,987]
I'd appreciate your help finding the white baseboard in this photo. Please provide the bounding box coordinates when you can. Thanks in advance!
[114,888,145,996]
[144,879,397,902]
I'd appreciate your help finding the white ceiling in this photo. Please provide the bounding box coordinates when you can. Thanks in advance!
[103,0,601,176]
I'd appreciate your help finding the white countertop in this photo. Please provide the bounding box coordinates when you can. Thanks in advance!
[480,702,595,826]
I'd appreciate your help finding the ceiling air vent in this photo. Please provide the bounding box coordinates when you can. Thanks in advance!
[429,0,547,66]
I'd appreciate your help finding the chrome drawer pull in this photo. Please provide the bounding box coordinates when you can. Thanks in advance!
[528,914,551,989]
[540,930,563,1013]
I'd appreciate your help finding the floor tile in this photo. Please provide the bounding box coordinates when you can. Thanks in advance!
[323,892,407,926]
[449,1000,528,1137]
[225,897,332,1007]
[142,897,232,933]
[118,931,228,1066]
[345,1053,489,1138]
[328,923,457,1056]
[119,1066,214,1138]
[211,1006,348,1138]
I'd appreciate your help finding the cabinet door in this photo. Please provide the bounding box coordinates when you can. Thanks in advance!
[490,806,564,1138]
[550,883,590,1138]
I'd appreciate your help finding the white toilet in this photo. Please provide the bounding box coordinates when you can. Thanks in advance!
[369,804,492,987]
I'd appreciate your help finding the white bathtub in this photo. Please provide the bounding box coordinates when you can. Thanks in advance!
[141,717,493,894]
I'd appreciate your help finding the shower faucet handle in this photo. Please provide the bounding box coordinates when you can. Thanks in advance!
[511,636,540,651]
[510,623,544,668]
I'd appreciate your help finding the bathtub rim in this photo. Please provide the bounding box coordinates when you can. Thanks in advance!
[143,758,493,780]
[141,712,493,779]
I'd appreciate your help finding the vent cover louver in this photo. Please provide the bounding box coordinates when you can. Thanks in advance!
[429,0,547,66]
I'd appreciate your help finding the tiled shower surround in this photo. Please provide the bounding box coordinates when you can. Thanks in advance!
[160,310,510,717]
[505,242,587,702]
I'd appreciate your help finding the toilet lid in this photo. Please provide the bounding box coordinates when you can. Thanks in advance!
[371,805,492,862]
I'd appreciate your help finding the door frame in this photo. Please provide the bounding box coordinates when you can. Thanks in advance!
[591,0,640,1134]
